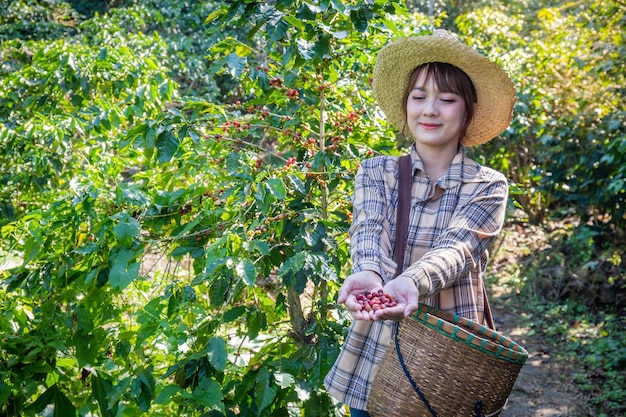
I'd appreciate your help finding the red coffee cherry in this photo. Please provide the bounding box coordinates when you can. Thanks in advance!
[356,289,398,311]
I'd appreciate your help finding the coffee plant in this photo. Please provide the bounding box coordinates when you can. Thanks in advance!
[0,0,420,415]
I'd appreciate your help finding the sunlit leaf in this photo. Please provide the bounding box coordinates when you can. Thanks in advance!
[112,212,140,245]
[109,247,141,290]
[236,258,256,286]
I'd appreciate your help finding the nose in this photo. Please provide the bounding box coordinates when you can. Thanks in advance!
[423,98,439,116]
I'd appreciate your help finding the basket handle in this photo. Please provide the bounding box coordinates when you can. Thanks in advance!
[394,321,498,417]
[393,321,439,417]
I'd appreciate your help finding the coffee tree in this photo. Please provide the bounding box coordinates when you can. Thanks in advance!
[0,0,423,415]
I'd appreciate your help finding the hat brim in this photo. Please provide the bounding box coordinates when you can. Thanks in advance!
[372,30,516,146]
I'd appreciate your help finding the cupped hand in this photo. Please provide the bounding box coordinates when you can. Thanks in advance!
[337,270,384,320]
[371,276,420,321]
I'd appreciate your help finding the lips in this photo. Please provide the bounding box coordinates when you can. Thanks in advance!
[419,123,441,130]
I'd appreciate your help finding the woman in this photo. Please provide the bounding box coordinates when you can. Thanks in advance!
[324,30,516,416]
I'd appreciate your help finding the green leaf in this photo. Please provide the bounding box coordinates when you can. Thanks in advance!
[246,239,270,256]
[25,384,56,413]
[131,368,156,412]
[23,236,42,264]
[156,129,180,163]
[265,178,287,199]
[191,378,224,410]
[223,306,248,323]
[255,178,286,215]
[295,269,308,295]
[205,7,227,24]
[206,336,228,371]
[314,34,331,60]
[25,385,77,416]
[247,308,266,340]
[106,377,132,410]
[269,16,291,43]
[109,247,141,290]
[92,374,118,417]
[226,53,246,77]
[53,388,77,417]
[350,9,369,32]
[278,252,306,281]
[0,381,10,406]
[287,174,306,194]
[296,38,314,61]
[144,125,156,160]
[155,385,183,405]
[274,371,295,389]
[112,212,140,246]
[236,258,256,286]
[283,14,305,30]
[254,366,277,412]
[208,275,228,307]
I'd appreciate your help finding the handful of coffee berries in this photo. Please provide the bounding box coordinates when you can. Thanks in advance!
[355,289,398,312]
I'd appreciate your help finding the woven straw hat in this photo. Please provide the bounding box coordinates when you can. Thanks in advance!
[372,30,516,146]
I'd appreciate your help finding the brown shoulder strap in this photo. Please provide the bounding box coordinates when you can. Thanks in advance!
[393,153,496,329]
[483,285,496,330]
[394,154,412,277]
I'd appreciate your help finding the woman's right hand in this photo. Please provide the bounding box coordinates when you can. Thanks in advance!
[338,270,384,320]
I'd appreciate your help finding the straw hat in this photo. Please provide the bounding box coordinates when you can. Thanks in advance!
[372,30,516,146]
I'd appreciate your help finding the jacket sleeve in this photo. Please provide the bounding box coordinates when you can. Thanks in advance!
[403,173,508,297]
[348,158,398,283]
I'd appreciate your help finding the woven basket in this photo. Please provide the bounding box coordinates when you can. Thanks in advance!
[367,304,528,417]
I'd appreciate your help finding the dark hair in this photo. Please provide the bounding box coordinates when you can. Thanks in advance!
[401,62,477,142]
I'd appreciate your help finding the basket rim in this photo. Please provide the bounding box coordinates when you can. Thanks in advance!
[411,303,529,364]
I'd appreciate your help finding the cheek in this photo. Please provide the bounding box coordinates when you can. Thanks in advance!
[448,105,467,124]
[406,100,420,116]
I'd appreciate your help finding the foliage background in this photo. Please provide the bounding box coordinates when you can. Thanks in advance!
[0,0,624,416]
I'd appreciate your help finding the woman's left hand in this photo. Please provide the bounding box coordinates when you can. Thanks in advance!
[371,276,420,321]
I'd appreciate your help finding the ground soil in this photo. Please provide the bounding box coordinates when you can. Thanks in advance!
[488,225,588,417]
[491,300,585,416]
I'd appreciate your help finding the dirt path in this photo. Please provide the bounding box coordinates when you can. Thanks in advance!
[488,224,587,417]
[491,300,584,416]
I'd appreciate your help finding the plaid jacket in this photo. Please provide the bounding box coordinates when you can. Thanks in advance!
[324,145,508,410]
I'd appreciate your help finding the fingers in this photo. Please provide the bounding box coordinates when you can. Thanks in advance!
[337,286,349,304]
[343,295,362,312]
[337,271,384,314]
[350,303,415,321]
[372,304,406,321]
[403,303,418,318]
[337,276,358,304]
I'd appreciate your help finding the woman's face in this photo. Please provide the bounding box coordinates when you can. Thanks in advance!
[405,70,467,150]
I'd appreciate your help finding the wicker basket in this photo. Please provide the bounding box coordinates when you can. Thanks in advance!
[367,304,528,417]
